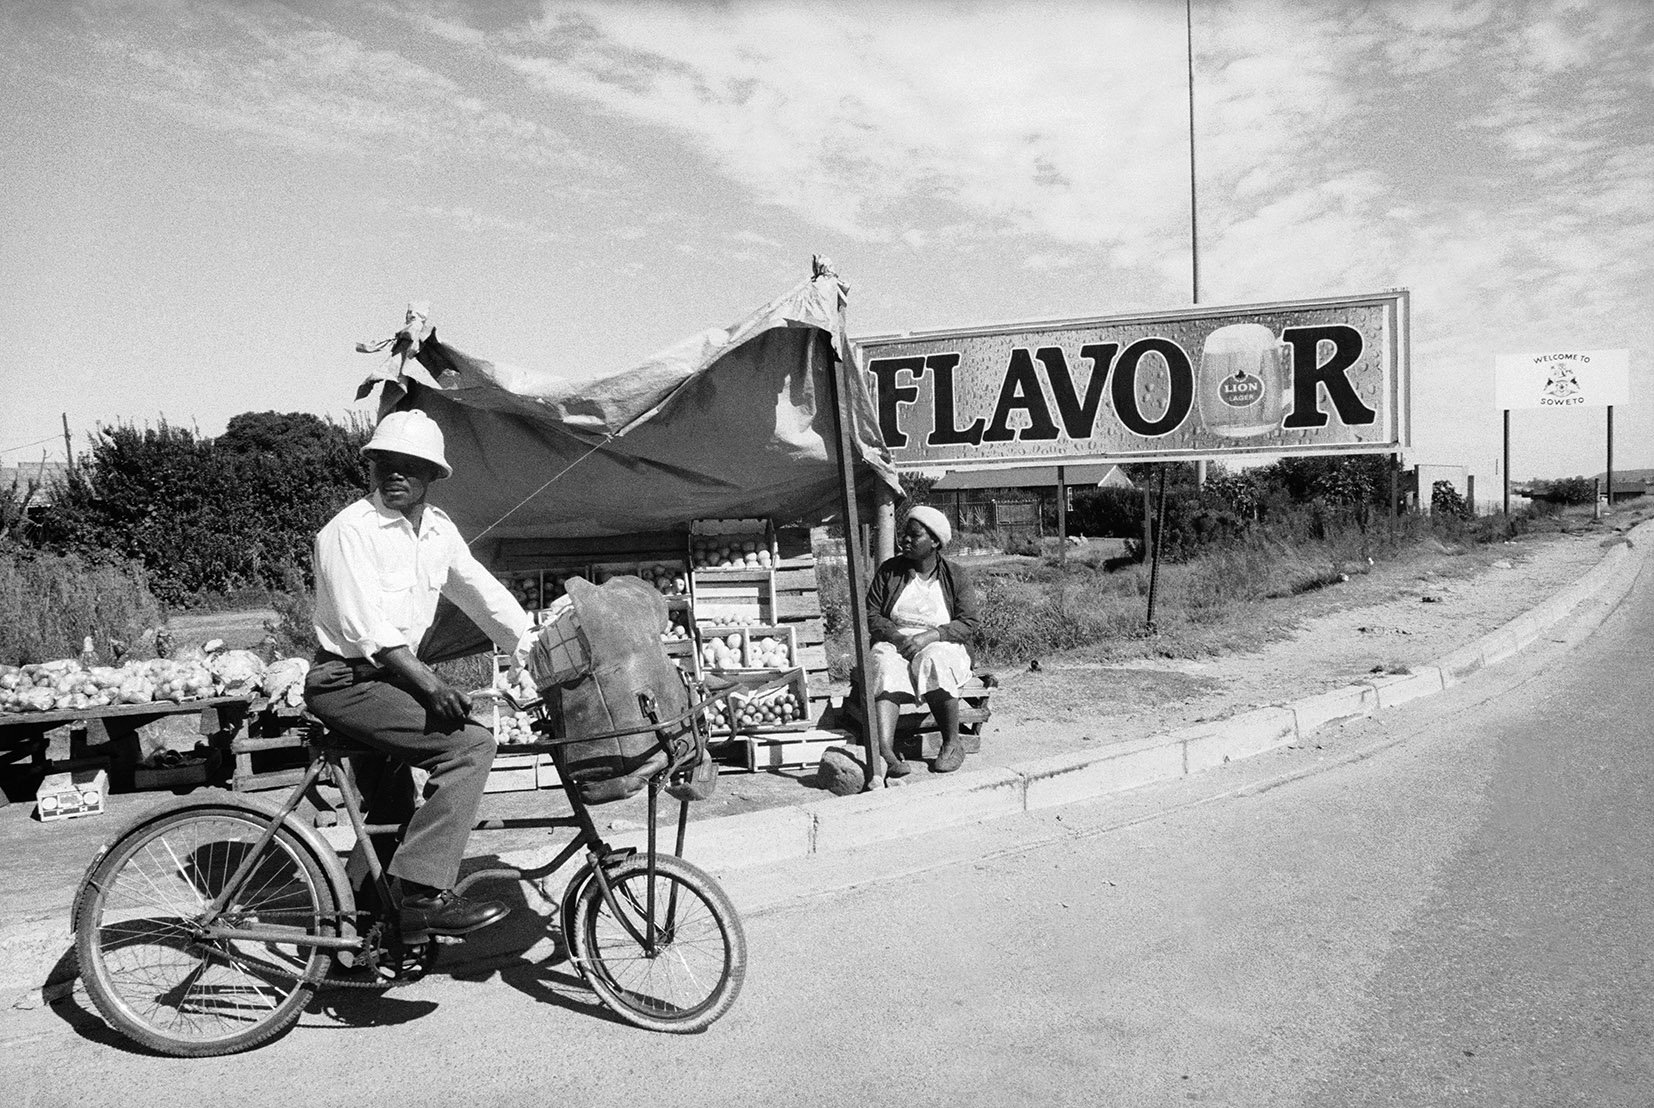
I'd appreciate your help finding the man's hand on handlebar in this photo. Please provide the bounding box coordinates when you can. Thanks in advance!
[376,645,473,726]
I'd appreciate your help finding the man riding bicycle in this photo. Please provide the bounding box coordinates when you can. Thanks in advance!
[303,408,535,940]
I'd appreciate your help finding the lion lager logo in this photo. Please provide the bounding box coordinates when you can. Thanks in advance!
[1218,370,1264,408]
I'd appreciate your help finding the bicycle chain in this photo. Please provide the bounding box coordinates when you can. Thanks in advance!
[195,914,429,991]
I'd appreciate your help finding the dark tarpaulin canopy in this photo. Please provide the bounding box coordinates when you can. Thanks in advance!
[354,266,900,662]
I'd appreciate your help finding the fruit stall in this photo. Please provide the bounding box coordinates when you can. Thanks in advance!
[0,652,312,805]
[371,262,903,790]
[482,515,841,784]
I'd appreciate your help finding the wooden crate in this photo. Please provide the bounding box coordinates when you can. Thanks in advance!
[748,728,851,769]
[590,558,639,585]
[497,569,543,610]
[485,751,541,793]
[727,669,811,733]
[541,563,590,601]
[740,625,797,669]
[638,559,691,598]
[689,518,778,570]
[691,569,775,626]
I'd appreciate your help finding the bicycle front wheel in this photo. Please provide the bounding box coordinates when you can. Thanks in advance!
[74,806,336,1056]
[571,853,745,1033]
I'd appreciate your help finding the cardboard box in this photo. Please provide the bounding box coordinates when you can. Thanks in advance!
[37,768,109,822]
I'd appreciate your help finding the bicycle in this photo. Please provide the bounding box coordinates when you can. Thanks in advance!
[70,673,767,1057]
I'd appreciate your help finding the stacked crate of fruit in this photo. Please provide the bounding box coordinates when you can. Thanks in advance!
[640,560,690,597]
[688,520,777,630]
[590,559,637,585]
[542,563,588,603]
[745,628,795,669]
[698,629,743,672]
[727,670,810,733]
[498,570,541,610]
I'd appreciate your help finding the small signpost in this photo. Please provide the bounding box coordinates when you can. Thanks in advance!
[1493,350,1630,514]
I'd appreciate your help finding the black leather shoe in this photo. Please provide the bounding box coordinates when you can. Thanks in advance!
[398,888,510,938]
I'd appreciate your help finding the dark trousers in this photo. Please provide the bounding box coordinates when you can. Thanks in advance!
[304,656,496,891]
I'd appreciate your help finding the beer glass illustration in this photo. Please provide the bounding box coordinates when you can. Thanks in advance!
[1196,323,1290,438]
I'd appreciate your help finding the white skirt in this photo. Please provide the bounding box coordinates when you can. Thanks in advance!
[869,640,972,701]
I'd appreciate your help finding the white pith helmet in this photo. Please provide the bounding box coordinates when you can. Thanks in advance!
[362,409,452,479]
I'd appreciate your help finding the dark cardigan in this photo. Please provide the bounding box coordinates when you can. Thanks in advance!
[865,554,981,647]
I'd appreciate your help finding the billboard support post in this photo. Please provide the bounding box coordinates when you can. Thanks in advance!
[1607,405,1615,515]
[1056,465,1068,565]
[1145,466,1168,635]
[1503,410,1511,518]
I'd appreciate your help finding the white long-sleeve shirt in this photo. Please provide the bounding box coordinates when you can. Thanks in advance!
[312,493,532,665]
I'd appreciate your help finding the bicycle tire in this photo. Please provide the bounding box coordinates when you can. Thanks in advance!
[570,853,745,1033]
[559,862,594,976]
[74,806,337,1056]
[558,855,630,977]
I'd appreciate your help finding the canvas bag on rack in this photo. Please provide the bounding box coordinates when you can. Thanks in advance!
[534,576,699,804]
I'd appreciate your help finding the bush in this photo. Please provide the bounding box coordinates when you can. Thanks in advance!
[0,545,162,665]
[267,563,318,659]
[1068,486,1145,538]
[1431,480,1471,520]
[1531,476,1597,506]
[33,413,369,605]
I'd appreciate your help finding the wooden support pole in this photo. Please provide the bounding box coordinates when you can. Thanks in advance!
[821,332,881,787]
[876,489,896,563]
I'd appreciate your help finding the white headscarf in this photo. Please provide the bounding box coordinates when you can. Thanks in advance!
[905,505,952,547]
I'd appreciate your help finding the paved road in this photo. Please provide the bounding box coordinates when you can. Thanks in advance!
[5,570,1651,1107]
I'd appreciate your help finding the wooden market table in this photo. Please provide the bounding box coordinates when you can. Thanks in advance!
[0,695,260,796]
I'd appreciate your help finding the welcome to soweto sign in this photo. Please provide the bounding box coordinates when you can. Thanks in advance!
[854,292,1409,470]
[1493,349,1629,410]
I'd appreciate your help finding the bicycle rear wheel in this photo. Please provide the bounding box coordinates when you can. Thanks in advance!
[570,853,745,1033]
[74,806,336,1056]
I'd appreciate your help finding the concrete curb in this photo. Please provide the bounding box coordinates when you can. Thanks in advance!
[8,523,1650,1008]
[554,522,1651,878]
[493,523,1652,881]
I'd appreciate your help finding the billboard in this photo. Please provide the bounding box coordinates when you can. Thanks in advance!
[854,291,1409,470]
[1493,349,1629,410]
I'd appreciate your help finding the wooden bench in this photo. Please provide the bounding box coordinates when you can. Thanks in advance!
[840,672,997,760]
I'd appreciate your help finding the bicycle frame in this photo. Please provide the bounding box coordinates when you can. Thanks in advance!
[192,671,782,962]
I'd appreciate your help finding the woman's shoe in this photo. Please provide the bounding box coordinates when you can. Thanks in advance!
[931,739,966,773]
[884,758,913,779]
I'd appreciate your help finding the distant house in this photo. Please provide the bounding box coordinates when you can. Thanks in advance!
[0,460,70,509]
[926,463,1135,536]
[1592,468,1654,503]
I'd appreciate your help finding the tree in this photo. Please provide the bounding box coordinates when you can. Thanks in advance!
[33,413,370,604]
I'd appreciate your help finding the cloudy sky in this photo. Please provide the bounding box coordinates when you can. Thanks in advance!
[3,0,1650,484]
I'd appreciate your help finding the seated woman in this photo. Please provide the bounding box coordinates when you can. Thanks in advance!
[865,505,981,779]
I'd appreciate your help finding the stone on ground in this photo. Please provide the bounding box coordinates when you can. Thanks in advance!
[814,744,869,796]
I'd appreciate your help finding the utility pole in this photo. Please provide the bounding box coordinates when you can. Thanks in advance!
[62,413,74,476]
[1187,0,1206,491]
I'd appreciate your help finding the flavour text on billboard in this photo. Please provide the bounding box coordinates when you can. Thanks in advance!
[867,325,1376,449]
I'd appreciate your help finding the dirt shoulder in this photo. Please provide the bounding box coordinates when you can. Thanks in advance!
[977,517,1641,766]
